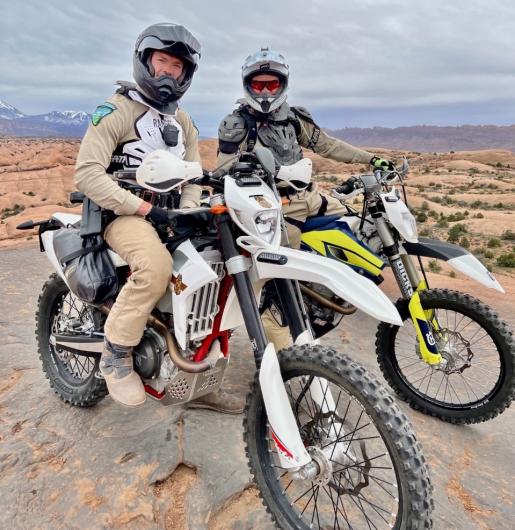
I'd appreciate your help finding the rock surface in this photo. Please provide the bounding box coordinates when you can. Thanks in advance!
[0,247,514,529]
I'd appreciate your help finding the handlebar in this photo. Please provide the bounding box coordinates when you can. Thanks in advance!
[334,176,359,195]
[332,159,409,200]
[196,168,225,191]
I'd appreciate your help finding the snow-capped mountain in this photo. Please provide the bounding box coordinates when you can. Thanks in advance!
[0,98,90,137]
[0,99,25,120]
[38,110,90,124]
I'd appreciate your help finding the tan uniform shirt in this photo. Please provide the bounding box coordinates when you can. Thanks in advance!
[75,92,201,215]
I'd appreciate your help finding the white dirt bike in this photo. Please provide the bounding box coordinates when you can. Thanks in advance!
[18,148,433,529]
[293,159,514,425]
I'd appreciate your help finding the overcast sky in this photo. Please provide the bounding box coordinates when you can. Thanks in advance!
[2,0,515,136]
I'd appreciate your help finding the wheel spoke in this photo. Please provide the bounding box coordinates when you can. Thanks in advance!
[49,291,99,384]
[390,294,504,409]
[261,368,403,529]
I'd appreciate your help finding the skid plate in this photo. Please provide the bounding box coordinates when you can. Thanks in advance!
[161,356,229,405]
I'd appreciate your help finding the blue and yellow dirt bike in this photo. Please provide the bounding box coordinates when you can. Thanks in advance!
[295,160,514,424]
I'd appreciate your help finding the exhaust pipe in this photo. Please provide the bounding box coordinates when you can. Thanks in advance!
[99,305,214,374]
[299,284,357,315]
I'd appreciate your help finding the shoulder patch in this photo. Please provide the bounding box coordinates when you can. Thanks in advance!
[91,102,117,126]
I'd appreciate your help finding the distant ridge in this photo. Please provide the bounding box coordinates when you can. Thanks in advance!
[2,97,515,151]
[327,124,515,153]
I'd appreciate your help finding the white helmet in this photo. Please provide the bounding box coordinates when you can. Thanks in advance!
[241,48,289,114]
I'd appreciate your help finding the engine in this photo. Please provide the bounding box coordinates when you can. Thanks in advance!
[132,328,167,379]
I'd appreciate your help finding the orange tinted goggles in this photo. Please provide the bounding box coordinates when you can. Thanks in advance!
[249,79,281,93]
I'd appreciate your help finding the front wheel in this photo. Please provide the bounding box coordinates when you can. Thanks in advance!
[244,345,433,530]
[376,288,515,424]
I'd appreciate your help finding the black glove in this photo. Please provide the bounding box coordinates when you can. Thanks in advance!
[146,206,169,226]
[335,176,358,195]
[370,156,395,171]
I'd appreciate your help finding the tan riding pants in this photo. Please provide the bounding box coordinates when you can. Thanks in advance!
[103,215,173,347]
[263,184,348,350]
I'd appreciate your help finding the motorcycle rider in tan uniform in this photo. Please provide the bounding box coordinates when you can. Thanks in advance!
[75,23,243,412]
[217,48,394,350]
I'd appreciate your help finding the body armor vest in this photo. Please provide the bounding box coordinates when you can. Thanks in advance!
[107,86,186,174]
[238,103,304,166]
[255,119,303,166]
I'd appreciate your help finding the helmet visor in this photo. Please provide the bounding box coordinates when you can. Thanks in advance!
[249,78,282,94]
[137,36,201,63]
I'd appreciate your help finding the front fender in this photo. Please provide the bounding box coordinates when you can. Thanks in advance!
[253,246,402,326]
[403,237,504,293]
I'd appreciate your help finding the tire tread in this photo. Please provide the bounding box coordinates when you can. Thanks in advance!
[244,344,433,529]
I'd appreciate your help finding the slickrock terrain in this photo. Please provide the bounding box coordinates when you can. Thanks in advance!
[0,248,513,529]
[1,138,514,278]
[0,136,514,528]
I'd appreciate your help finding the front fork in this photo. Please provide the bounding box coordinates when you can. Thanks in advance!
[396,257,443,365]
[216,212,319,471]
[373,213,442,365]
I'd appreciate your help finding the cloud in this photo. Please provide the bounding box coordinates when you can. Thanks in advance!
[2,0,515,134]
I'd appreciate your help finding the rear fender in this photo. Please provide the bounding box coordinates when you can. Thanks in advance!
[50,213,81,227]
[41,230,68,285]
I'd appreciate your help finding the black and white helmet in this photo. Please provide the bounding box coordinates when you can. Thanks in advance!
[133,23,201,107]
[242,48,289,114]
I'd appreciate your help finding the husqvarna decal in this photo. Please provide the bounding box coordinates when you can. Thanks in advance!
[416,319,438,353]
[408,292,442,365]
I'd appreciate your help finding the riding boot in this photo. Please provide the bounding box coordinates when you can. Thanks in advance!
[100,339,146,407]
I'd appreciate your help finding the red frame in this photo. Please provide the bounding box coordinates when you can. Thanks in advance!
[144,271,234,398]
[192,273,233,362]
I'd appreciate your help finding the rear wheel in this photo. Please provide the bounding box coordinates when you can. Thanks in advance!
[376,288,515,424]
[244,345,433,529]
[36,273,107,407]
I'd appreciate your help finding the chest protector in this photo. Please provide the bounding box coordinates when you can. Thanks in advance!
[256,118,303,166]
[108,88,186,172]
[225,104,304,166]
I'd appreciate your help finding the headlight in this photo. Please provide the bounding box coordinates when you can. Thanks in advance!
[254,210,279,243]
[233,208,279,244]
